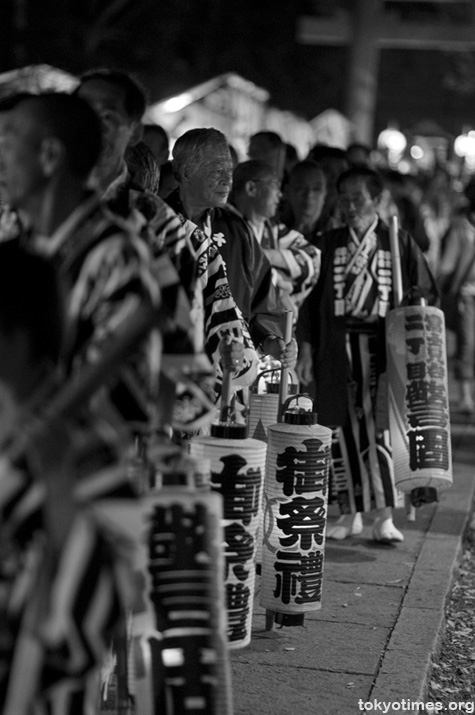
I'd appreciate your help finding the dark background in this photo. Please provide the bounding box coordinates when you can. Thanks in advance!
[1,0,475,142]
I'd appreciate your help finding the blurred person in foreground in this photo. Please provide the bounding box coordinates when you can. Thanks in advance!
[0,93,35,241]
[297,167,438,542]
[0,91,161,433]
[75,69,183,253]
[0,242,138,713]
[228,159,320,324]
[167,127,297,370]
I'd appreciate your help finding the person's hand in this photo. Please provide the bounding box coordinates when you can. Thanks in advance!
[262,336,298,370]
[296,341,313,384]
[219,336,244,373]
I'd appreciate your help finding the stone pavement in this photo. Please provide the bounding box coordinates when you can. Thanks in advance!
[231,405,475,715]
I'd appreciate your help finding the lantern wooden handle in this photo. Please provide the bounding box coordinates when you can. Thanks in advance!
[278,311,294,422]
[219,368,233,423]
[389,215,403,307]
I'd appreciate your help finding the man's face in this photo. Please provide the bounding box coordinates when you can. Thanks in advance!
[338,176,379,235]
[0,103,44,209]
[287,168,326,224]
[250,172,281,220]
[78,79,137,168]
[187,146,233,209]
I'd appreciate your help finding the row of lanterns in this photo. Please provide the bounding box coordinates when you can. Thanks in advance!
[120,278,453,713]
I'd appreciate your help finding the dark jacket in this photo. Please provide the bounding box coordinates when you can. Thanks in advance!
[166,189,286,347]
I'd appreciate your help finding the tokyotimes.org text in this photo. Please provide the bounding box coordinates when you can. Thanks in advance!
[358,700,474,713]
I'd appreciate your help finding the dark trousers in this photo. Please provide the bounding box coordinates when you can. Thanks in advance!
[455,293,475,381]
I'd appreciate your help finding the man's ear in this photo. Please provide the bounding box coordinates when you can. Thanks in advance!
[39,137,64,177]
[129,120,144,147]
[245,180,257,197]
[181,164,193,184]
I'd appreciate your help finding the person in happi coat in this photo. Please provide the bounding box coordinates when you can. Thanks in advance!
[0,91,165,435]
[297,166,438,542]
[0,242,139,714]
[228,159,320,325]
[168,128,297,370]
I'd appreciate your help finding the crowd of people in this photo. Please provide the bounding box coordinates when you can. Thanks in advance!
[0,67,468,711]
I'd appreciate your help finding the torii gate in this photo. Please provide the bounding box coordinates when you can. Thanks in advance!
[297,0,475,144]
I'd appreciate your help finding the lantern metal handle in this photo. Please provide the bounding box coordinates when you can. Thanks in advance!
[281,393,315,414]
[251,367,298,395]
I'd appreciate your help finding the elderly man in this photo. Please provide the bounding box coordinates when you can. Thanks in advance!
[167,128,297,368]
[228,159,320,323]
[297,166,438,543]
[76,69,257,399]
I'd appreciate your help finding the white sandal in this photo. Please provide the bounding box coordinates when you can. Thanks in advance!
[327,512,363,540]
[372,517,404,543]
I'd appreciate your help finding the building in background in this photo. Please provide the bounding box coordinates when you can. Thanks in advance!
[0,63,78,97]
[144,72,317,160]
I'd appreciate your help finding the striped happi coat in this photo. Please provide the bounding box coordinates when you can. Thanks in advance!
[0,410,138,714]
[29,192,161,428]
[165,189,258,390]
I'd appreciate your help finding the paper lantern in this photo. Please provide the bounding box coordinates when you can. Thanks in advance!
[143,487,231,714]
[189,434,266,648]
[248,369,298,443]
[96,477,232,715]
[386,305,452,493]
[260,401,332,621]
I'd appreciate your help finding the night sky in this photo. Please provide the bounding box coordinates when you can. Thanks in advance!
[1,0,475,140]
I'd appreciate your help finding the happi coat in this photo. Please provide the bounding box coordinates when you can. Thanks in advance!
[297,218,438,426]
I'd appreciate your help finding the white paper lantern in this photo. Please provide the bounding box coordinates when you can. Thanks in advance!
[189,435,266,648]
[386,305,452,493]
[260,405,332,619]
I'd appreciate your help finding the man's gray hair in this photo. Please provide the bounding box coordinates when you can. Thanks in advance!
[172,127,230,180]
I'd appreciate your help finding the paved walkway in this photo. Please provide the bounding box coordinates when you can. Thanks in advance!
[231,393,475,714]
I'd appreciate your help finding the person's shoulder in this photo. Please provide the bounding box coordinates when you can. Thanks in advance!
[132,187,181,225]
[213,205,255,244]
[214,205,248,230]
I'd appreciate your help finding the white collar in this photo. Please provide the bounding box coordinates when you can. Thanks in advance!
[348,216,378,246]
